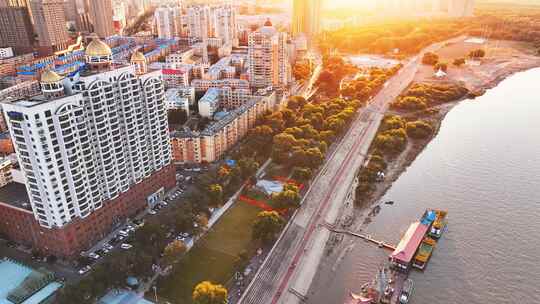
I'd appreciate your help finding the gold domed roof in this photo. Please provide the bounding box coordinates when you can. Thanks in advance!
[41,70,64,83]
[85,38,112,57]
[131,51,146,62]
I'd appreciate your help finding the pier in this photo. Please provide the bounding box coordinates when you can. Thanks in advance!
[323,223,396,251]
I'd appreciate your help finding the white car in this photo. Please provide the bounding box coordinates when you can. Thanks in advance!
[118,230,128,237]
[120,243,133,250]
[78,265,91,275]
[148,210,157,215]
[103,244,113,250]
[88,252,100,260]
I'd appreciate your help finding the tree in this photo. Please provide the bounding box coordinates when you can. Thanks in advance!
[252,211,285,244]
[132,222,167,256]
[238,157,260,179]
[468,49,485,58]
[217,166,231,182]
[391,96,427,111]
[272,184,301,210]
[193,281,228,304]
[422,52,439,65]
[292,167,312,181]
[163,240,187,266]
[434,62,448,72]
[287,96,307,111]
[293,62,311,81]
[208,184,223,207]
[453,57,466,67]
[406,121,433,139]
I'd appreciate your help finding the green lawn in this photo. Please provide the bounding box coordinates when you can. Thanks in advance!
[158,201,262,303]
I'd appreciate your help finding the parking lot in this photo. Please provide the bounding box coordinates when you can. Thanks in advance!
[0,164,210,284]
[75,164,208,275]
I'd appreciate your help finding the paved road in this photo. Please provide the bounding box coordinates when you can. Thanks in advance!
[237,37,465,304]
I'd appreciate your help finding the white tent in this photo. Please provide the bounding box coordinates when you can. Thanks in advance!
[434,69,447,78]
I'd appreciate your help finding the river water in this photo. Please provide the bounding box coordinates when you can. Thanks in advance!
[310,68,540,304]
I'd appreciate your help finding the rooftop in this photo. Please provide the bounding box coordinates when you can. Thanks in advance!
[390,221,428,264]
[0,258,61,304]
[0,182,31,211]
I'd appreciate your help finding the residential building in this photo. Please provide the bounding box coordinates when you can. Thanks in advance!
[198,87,220,118]
[248,20,289,89]
[213,5,238,47]
[28,0,70,55]
[171,92,276,164]
[88,0,115,38]
[165,87,193,112]
[162,65,192,88]
[191,78,249,92]
[0,38,175,257]
[0,1,34,54]
[0,158,12,187]
[0,47,13,59]
[155,6,181,39]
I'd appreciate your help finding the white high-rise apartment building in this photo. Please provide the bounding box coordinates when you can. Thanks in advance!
[248,20,289,89]
[2,39,171,228]
[187,6,210,41]
[213,5,238,47]
[155,6,183,39]
[155,6,174,39]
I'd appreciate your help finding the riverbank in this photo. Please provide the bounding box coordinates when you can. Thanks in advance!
[308,43,540,302]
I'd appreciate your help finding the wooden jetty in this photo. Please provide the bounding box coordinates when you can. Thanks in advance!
[323,223,396,251]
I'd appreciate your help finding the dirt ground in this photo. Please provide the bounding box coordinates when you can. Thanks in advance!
[414,39,540,92]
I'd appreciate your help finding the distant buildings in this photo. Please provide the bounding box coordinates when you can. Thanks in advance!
[28,0,70,54]
[376,0,475,18]
[154,6,182,39]
[88,0,115,38]
[0,39,175,257]
[165,87,193,112]
[291,0,321,37]
[0,1,35,54]
[248,20,289,89]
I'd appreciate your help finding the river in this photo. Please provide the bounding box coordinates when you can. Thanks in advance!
[309,68,540,304]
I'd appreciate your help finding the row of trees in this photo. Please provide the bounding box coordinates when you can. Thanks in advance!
[355,115,433,202]
[340,64,403,102]
[391,83,469,111]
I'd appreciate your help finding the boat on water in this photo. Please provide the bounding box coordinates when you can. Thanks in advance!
[427,209,447,239]
[412,237,436,270]
[399,279,414,304]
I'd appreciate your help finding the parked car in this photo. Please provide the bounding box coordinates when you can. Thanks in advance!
[88,252,100,260]
[103,244,113,250]
[78,265,91,275]
[120,243,133,250]
[118,230,128,237]
[148,210,157,215]
[126,225,135,232]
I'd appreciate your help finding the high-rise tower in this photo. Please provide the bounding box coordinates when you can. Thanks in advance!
[28,0,70,54]
[1,39,174,257]
[291,0,321,37]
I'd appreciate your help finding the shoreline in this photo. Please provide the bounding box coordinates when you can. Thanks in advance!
[307,61,540,302]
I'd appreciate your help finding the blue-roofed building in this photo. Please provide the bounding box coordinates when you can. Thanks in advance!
[0,258,61,304]
[98,289,155,304]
